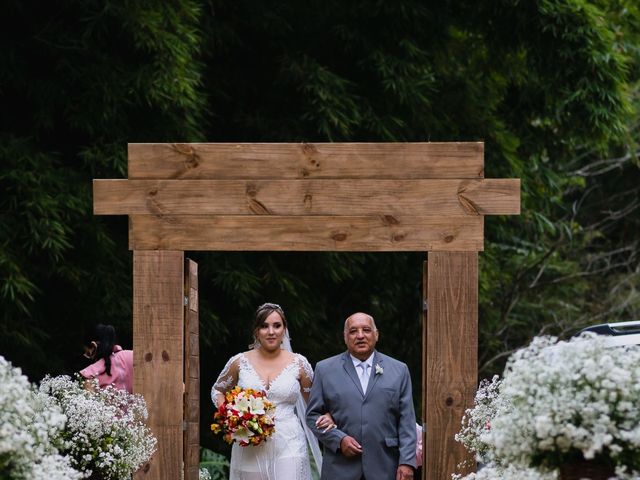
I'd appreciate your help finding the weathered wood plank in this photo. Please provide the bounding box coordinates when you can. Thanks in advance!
[94,179,519,216]
[128,142,484,179]
[135,425,183,479]
[183,259,199,480]
[421,259,428,480]
[128,215,484,251]
[133,251,184,480]
[426,252,477,480]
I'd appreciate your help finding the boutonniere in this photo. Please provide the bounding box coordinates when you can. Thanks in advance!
[375,363,383,375]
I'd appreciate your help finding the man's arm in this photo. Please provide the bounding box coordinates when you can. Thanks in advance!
[305,362,347,453]
[397,363,418,468]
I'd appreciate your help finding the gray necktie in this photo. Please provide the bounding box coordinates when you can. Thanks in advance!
[357,362,369,392]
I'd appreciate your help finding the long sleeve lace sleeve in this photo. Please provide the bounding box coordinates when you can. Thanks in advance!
[211,353,241,406]
[296,354,314,401]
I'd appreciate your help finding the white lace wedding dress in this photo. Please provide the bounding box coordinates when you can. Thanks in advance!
[212,352,314,480]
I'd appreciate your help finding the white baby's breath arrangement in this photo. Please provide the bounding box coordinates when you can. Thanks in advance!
[452,463,557,480]
[38,375,157,480]
[454,378,556,479]
[0,356,83,480]
[455,334,640,478]
[455,375,504,464]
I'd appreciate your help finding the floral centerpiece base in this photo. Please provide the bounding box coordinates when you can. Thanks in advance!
[559,459,615,480]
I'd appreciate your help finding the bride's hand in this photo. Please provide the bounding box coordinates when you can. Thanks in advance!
[315,412,336,433]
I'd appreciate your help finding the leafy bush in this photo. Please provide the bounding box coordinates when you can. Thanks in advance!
[200,447,230,480]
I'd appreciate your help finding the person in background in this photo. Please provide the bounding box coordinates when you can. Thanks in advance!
[79,323,133,393]
[415,423,423,477]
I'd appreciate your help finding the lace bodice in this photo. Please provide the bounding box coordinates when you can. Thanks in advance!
[212,352,313,416]
[212,352,315,480]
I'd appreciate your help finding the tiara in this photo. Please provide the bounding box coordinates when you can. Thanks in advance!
[258,302,282,310]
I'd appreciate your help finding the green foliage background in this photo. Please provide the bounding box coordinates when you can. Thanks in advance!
[2,0,639,454]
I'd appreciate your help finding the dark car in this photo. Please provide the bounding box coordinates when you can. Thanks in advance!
[579,321,640,347]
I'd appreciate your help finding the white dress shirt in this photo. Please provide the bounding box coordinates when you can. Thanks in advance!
[350,352,374,392]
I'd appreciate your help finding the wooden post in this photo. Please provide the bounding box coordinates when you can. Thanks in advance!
[421,260,428,480]
[426,252,478,479]
[133,251,184,480]
[184,259,200,480]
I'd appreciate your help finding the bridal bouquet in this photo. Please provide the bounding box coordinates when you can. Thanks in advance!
[211,386,276,447]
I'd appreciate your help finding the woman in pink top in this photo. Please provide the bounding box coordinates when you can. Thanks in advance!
[79,324,133,393]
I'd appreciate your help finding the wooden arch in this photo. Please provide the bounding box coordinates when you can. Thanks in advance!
[93,142,520,480]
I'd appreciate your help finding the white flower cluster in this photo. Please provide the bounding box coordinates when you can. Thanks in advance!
[38,375,157,480]
[452,464,557,480]
[0,356,83,480]
[199,467,212,480]
[232,390,268,415]
[454,334,640,479]
[455,375,504,463]
[492,335,640,469]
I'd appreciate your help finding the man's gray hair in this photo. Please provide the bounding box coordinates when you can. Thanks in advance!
[344,313,377,331]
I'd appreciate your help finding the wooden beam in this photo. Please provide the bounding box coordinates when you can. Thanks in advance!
[128,142,484,179]
[94,179,520,217]
[426,252,477,479]
[133,251,184,480]
[128,215,484,252]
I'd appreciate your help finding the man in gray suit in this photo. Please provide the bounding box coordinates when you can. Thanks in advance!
[306,312,417,480]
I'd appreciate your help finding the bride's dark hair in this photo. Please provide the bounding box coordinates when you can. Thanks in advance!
[250,303,287,348]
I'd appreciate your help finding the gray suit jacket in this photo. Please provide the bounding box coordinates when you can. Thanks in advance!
[306,350,417,480]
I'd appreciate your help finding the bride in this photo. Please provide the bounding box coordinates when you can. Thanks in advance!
[212,303,333,480]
